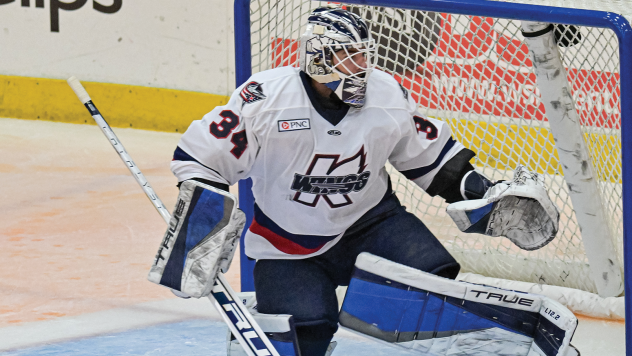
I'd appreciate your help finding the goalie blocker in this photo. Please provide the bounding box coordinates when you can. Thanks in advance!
[340,253,579,356]
[148,180,246,298]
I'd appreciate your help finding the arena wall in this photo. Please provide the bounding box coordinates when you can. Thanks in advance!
[0,0,234,132]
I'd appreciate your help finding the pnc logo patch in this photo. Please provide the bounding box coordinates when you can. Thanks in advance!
[278,119,310,132]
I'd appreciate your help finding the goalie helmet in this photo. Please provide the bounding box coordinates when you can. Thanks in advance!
[299,6,376,108]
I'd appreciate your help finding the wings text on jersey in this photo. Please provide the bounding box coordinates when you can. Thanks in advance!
[291,146,370,208]
[240,81,266,107]
[209,110,248,159]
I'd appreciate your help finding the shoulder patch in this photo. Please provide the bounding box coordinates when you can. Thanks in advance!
[398,83,409,100]
[240,81,266,107]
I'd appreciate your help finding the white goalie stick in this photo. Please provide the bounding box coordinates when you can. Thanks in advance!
[67,76,280,356]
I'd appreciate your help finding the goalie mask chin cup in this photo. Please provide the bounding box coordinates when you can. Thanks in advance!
[299,7,376,108]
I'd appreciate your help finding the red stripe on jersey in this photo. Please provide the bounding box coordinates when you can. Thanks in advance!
[249,220,327,255]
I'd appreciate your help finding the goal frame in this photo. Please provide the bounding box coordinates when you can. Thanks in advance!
[234,0,632,350]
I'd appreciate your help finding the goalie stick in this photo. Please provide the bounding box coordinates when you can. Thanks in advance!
[67,76,281,356]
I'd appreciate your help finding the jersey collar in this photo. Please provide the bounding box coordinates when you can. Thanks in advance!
[299,71,350,126]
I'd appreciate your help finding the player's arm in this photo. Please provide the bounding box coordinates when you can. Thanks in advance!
[390,109,559,250]
[390,107,491,203]
[171,80,261,189]
[148,82,262,298]
[388,108,481,200]
[413,134,559,251]
[424,147,490,203]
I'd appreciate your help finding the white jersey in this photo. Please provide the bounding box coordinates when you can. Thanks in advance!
[171,67,465,260]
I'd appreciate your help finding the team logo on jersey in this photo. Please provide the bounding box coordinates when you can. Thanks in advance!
[278,119,310,132]
[240,81,266,107]
[290,146,370,208]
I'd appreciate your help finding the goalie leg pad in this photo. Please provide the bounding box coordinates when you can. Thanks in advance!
[147,180,246,298]
[339,253,578,356]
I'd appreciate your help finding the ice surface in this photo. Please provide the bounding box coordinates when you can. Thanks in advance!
[1,320,227,356]
[0,118,241,327]
[0,320,425,356]
[0,118,625,355]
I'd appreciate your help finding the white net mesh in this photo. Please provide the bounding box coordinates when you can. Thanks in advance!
[248,0,623,294]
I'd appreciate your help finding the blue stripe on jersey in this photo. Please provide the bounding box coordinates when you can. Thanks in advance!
[399,138,456,180]
[173,146,225,178]
[253,204,339,249]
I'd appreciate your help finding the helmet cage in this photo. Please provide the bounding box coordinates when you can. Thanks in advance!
[322,39,376,83]
[314,40,376,108]
[299,7,376,108]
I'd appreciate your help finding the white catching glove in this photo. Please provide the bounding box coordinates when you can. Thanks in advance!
[447,165,560,250]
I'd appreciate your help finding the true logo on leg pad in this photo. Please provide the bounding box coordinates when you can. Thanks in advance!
[339,253,578,356]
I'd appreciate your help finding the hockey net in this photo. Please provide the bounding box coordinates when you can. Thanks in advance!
[247,0,628,312]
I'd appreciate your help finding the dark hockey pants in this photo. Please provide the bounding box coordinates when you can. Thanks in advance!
[254,193,460,356]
